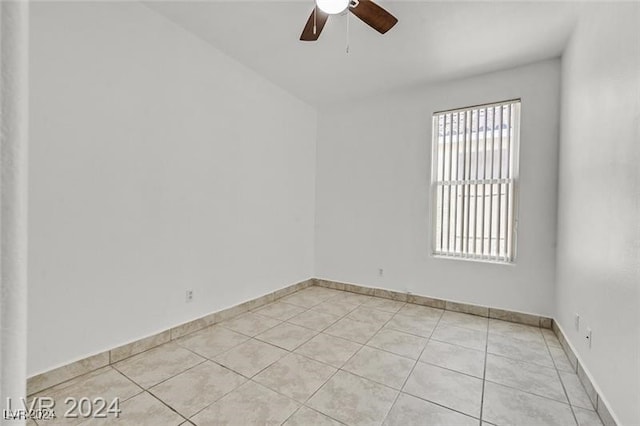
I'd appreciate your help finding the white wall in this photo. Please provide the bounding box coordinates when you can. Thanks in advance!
[556,3,640,425]
[28,2,316,376]
[315,59,560,316]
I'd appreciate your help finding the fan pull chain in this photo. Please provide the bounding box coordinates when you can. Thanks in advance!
[346,9,350,53]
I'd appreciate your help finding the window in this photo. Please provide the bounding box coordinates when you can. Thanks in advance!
[431,99,521,263]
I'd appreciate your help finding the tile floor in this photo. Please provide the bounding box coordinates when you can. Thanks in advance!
[29,287,603,425]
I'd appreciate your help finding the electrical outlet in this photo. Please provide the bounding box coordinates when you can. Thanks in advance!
[585,328,592,348]
[378,268,384,277]
[574,313,580,331]
[185,290,193,303]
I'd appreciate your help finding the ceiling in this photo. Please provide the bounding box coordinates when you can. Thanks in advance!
[145,1,582,107]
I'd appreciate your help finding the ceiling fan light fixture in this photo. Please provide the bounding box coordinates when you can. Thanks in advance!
[316,0,349,15]
[300,0,397,41]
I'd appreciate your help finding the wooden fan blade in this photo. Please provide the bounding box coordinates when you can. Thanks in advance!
[300,7,329,41]
[349,0,398,34]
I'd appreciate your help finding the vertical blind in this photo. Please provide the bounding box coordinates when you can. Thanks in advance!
[431,100,521,263]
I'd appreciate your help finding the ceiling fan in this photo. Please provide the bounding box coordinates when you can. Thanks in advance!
[300,0,398,41]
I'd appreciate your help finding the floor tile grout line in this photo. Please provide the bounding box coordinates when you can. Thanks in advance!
[542,328,581,426]
[216,321,296,356]
[482,322,590,425]
[300,331,448,396]
[437,321,489,334]
[224,291,374,419]
[114,355,208,392]
[252,328,320,352]
[219,312,287,338]
[308,297,389,336]
[415,358,485,381]
[291,342,359,371]
[278,405,303,426]
[482,321,558,423]
[253,294,337,318]
[253,298,316,313]
[482,331,558,369]
[152,356,210,387]
[383,318,444,339]
[482,353,555,370]
[35,355,146,399]
[297,406,349,426]
[479,312,491,425]
[281,402,348,425]
[399,389,482,422]
[426,323,491,356]
[285,341,356,420]
[299,368,341,413]
[144,389,190,424]
[299,330,420,366]
[379,308,445,425]
[255,292,380,353]
[332,308,488,420]
[298,298,410,423]
[483,378,585,407]
[300,305,391,400]
[29,365,133,401]
[364,331,429,361]
[110,366,147,401]
[285,309,343,332]
[437,320,492,333]
[344,301,405,348]
[185,336,298,386]
[487,330,549,347]
[31,366,147,424]
[210,338,290,379]
[242,379,308,413]
[338,363,412,393]
[177,334,275,378]
[213,285,324,327]
[483,350,563,372]
[253,290,333,317]
[231,291,444,356]
[181,323,345,426]
[176,332,251,361]
[180,377,253,422]
[283,294,381,373]
[429,335,486,353]
[210,297,354,408]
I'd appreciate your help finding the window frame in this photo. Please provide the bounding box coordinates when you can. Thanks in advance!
[429,99,521,265]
